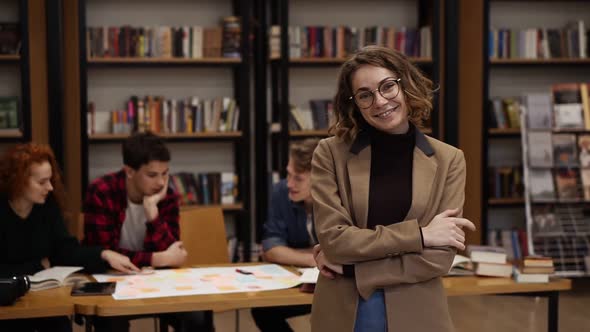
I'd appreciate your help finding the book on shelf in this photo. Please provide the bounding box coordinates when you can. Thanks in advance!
[87,18,240,59]
[87,96,240,135]
[270,25,431,59]
[489,97,521,129]
[489,20,587,59]
[487,166,524,199]
[529,169,555,201]
[0,96,19,130]
[581,169,590,200]
[524,93,552,129]
[168,171,238,207]
[552,83,584,129]
[552,134,578,167]
[554,168,582,200]
[0,23,20,55]
[527,132,553,167]
[27,266,88,291]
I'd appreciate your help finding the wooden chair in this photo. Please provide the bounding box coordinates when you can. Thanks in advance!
[179,206,229,265]
[158,206,228,331]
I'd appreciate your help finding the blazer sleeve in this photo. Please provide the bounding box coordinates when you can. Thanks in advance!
[353,149,466,299]
[312,139,424,265]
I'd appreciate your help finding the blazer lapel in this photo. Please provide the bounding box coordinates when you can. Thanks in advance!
[347,146,371,229]
[404,147,438,223]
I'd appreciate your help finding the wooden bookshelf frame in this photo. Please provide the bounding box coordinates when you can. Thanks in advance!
[89,131,243,142]
[490,58,590,65]
[0,54,20,62]
[488,128,521,136]
[269,56,433,66]
[87,57,241,66]
[180,203,243,212]
[488,197,525,205]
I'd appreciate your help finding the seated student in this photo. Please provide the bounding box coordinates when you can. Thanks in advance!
[0,143,138,332]
[83,132,213,332]
[251,138,320,332]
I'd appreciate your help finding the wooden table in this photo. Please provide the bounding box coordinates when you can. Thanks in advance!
[445,276,570,332]
[0,274,572,332]
[0,286,73,320]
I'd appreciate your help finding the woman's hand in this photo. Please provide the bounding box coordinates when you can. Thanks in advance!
[313,244,343,279]
[101,250,140,274]
[40,257,50,269]
[421,208,476,250]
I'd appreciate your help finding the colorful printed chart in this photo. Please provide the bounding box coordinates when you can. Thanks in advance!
[92,264,301,300]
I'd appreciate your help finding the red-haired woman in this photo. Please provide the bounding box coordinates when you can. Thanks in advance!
[0,143,139,332]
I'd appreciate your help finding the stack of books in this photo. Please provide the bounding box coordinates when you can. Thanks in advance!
[466,245,513,277]
[514,256,554,283]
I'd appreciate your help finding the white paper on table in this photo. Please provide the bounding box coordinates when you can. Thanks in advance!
[298,267,319,284]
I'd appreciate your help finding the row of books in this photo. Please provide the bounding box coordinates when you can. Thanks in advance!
[0,22,20,55]
[488,97,521,129]
[87,96,240,135]
[487,229,529,262]
[86,17,240,59]
[451,245,554,283]
[489,20,587,59]
[168,172,237,206]
[495,83,590,132]
[270,25,431,59]
[529,167,590,201]
[0,96,19,130]
[528,133,590,168]
[488,166,524,199]
[289,99,335,131]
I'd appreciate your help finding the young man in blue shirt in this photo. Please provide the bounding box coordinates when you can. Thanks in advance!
[251,139,320,331]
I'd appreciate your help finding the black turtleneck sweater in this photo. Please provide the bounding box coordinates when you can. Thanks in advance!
[342,125,417,277]
[366,125,415,229]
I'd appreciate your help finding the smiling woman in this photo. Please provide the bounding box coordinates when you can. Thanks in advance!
[311,46,476,332]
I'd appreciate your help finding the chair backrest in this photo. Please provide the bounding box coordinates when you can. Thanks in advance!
[179,206,229,266]
[76,213,85,242]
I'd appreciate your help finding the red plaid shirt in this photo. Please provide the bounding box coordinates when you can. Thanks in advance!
[83,169,180,267]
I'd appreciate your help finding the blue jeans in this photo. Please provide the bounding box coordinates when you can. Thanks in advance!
[354,289,387,332]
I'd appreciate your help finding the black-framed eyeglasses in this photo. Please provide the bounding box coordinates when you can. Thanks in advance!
[349,77,402,109]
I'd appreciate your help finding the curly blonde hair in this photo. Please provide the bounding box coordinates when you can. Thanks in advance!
[330,45,434,142]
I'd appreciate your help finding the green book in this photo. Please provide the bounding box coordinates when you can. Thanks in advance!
[0,96,19,129]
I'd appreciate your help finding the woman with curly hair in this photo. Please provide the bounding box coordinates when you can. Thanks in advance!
[310,46,476,332]
[0,143,139,332]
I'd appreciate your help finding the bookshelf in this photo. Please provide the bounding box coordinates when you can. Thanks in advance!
[482,0,590,275]
[0,0,31,146]
[254,0,442,241]
[75,0,252,261]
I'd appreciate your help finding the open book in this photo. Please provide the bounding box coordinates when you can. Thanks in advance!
[448,254,475,276]
[28,266,89,291]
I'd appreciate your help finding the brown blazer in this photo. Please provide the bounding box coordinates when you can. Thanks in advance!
[310,127,465,332]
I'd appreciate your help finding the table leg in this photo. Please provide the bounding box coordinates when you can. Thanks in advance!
[548,291,558,332]
[85,315,93,332]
